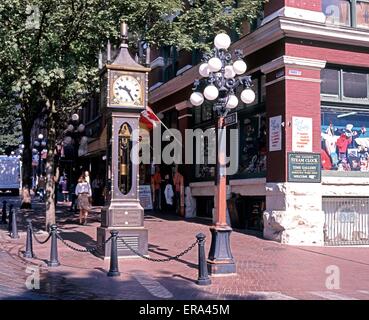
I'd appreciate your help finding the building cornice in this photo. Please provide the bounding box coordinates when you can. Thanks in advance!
[261,55,326,74]
[149,16,369,104]
[262,6,326,26]
[279,18,369,48]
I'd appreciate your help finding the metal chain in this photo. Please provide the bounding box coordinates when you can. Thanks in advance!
[56,233,113,253]
[30,226,51,244]
[117,236,198,262]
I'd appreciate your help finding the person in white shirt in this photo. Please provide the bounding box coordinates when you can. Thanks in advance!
[164,174,174,212]
[75,175,92,225]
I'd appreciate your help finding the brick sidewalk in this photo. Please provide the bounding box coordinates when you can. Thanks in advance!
[1,196,369,300]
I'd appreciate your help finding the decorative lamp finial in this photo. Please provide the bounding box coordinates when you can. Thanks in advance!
[121,21,128,44]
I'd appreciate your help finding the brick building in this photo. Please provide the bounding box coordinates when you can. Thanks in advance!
[80,0,369,246]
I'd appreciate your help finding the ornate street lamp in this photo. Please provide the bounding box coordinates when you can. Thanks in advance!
[190,33,255,275]
[63,113,86,179]
[33,133,47,178]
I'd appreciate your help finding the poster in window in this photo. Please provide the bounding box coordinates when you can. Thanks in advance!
[269,115,282,152]
[292,116,313,152]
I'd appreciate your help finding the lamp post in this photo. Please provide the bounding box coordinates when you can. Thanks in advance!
[32,134,47,178]
[64,113,86,180]
[190,33,255,275]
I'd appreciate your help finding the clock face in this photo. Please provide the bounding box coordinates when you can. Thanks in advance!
[112,75,142,105]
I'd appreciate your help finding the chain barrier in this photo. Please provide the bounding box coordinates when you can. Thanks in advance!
[30,226,51,244]
[117,236,198,262]
[56,233,113,253]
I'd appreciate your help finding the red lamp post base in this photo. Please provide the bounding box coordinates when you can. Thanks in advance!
[207,226,236,275]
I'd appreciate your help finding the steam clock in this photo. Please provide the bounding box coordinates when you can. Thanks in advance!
[97,22,149,258]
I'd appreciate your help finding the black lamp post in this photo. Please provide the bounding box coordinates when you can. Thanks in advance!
[32,134,47,178]
[190,32,255,275]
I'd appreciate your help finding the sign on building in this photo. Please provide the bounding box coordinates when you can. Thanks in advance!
[292,116,313,152]
[138,185,153,210]
[288,153,321,183]
[269,115,282,151]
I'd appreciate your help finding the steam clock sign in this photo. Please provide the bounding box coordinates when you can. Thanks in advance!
[97,23,150,258]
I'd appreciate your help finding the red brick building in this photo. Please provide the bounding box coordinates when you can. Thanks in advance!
[147,0,369,246]
[79,0,369,246]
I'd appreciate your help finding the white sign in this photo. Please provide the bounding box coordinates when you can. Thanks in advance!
[269,115,282,152]
[138,185,153,210]
[292,116,313,152]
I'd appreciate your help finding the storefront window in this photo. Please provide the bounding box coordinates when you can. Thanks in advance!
[194,127,216,179]
[322,0,351,26]
[194,105,202,124]
[356,1,369,29]
[321,107,369,172]
[238,113,267,175]
[202,101,213,122]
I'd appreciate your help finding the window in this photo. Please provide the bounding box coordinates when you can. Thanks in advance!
[322,0,351,26]
[194,127,216,180]
[343,72,368,99]
[323,0,369,29]
[238,113,267,175]
[356,1,369,29]
[321,69,340,96]
[321,68,369,103]
[321,107,369,172]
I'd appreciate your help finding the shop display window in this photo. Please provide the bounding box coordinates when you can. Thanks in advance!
[321,107,369,172]
[238,113,267,175]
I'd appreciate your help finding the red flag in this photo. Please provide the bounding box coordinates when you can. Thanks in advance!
[140,105,160,130]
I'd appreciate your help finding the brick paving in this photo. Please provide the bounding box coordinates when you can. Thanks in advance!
[0,196,369,300]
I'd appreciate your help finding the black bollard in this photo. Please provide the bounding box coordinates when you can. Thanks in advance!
[10,206,19,239]
[48,225,60,267]
[107,230,120,277]
[196,233,211,286]
[8,204,13,232]
[1,201,7,224]
[24,219,34,258]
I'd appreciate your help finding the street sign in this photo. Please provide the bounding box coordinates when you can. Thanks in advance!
[287,153,321,183]
[224,113,238,127]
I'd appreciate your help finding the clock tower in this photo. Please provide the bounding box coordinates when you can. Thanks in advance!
[97,22,150,258]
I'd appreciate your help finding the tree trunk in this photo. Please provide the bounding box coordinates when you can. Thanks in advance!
[20,118,33,209]
[45,100,57,230]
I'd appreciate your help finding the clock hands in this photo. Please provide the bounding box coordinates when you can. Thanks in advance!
[118,85,134,101]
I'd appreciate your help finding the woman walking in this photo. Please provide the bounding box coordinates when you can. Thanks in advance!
[75,175,92,225]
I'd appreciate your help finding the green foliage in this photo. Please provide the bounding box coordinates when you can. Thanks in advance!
[0,0,265,140]
[0,101,22,154]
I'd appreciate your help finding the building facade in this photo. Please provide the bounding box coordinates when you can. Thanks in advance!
[148,0,369,246]
[79,0,369,246]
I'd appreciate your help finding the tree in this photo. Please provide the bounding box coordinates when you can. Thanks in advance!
[0,100,22,155]
[0,0,265,229]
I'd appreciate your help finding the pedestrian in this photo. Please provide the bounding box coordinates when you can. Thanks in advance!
[173,165,184,216]
[151,166,162,211]
[37,173,46,202]
[62,176,69,202]
[163,174,174,213]
[84,171,90,184]
[75,175,92,225]
[69,182,77,212]
[92,175,103,206]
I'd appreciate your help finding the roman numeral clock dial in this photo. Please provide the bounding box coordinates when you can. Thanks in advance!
[112,75,142,106]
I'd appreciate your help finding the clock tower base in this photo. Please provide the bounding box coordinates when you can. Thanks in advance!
[96,203,148,258]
